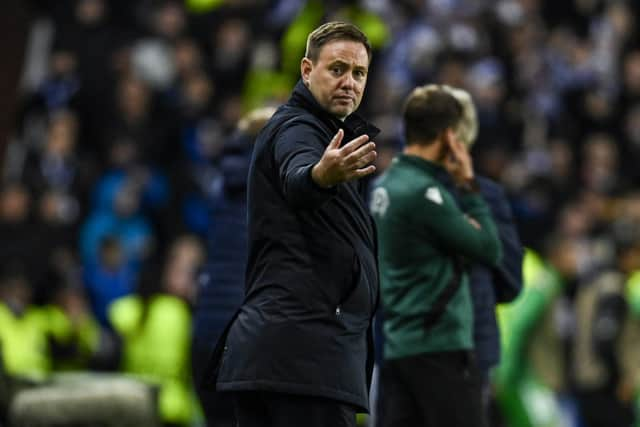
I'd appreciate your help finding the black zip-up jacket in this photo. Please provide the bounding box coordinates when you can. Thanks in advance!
[216,80,380,411]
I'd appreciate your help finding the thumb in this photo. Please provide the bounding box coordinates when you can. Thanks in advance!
[329,129,344,149]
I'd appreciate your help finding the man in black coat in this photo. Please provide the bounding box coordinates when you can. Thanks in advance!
[214,21,380,427]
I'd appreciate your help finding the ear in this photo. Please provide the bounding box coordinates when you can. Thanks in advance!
[301,57,313,85]
[443,128,458,147]
[445,128,455,141]
[438,129,455,159]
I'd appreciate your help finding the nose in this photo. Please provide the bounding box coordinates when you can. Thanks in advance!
[340,72,357,90]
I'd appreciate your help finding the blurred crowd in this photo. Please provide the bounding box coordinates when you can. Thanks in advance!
[1,0,640,426]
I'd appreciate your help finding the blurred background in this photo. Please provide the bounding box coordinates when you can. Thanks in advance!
[1,0,640,426]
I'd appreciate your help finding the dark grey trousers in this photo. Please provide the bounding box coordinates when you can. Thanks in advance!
[233,391,357,427]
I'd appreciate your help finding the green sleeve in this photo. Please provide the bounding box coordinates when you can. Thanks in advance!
[496,268,559,388]
[626,271,640,317]
[496,287,547,388]
[416,189,502,266]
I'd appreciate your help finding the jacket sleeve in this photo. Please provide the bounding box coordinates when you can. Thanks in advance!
[418,187,503,266]
[495,269,557,388]
[273,123,337,209]
[477,177,524,303]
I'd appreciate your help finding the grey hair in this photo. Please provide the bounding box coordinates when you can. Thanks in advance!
[237,106,277,137]
[423,84,478,147]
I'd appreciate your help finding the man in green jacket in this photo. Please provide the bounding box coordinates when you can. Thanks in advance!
[371,85,503,427]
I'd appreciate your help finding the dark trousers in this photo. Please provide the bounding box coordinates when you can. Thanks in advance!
[233,391,357,427]
[577,389,633,427]
[379,351,487,427]
[192,336,235,427]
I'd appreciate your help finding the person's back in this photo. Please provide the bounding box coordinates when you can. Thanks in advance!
[191,107,275,427]
[194,109,276,327]
[372,85,502,427]
[428,85,524,421]
[467,176,522,359]
[374,157,480,357]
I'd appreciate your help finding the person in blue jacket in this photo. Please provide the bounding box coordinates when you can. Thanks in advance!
[191,106,275,427]
[439,85,524,419]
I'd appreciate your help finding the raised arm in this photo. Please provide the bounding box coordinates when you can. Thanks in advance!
[274,125,376,209]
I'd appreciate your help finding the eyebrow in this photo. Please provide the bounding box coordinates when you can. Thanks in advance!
[329,60,368,72]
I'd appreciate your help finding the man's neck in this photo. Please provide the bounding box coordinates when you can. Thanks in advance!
[403,141,443,165]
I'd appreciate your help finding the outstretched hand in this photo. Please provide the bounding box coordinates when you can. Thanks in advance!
[311,129,377,188]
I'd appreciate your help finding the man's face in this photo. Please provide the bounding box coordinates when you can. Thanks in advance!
[301,40,369,119]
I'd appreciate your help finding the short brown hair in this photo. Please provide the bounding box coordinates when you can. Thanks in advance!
[402,85,463,145]
[305,21,372,63]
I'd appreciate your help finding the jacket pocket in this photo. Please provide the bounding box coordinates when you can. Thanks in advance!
[338,253,361,306]
[308,244,356,310]
[337,254,372,323]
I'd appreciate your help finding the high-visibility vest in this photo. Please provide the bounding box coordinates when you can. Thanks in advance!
[497,248,549,352]
[109,294,193,425]
[0,303,102,379]
[185,0,224,13]
[625,270,640,317]
[0,304,51,379]
[494,249,565,427]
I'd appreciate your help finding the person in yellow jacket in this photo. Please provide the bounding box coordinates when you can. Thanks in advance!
[0,281,51,380]
[109,236,204,427]
[0,261,105,380]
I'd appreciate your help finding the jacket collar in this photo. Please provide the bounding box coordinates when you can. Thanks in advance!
[288,79,380,140]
